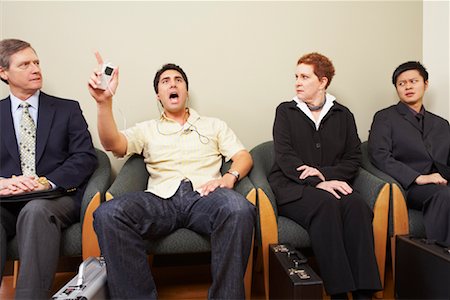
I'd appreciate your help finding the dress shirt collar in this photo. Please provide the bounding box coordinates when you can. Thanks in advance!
[159,107,201,128]
[293,93,336,130]
[403,102,425,117]
[10,90,40,111]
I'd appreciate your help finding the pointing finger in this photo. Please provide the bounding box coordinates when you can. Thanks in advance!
[94,51,104,67]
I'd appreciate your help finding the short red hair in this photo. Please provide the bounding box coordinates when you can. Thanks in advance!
[297,52,335,89]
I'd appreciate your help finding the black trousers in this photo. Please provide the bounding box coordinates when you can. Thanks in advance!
[406,183,450,245]
[278,186,382,295]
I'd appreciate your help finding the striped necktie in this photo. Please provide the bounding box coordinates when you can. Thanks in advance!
[19,102,36,176]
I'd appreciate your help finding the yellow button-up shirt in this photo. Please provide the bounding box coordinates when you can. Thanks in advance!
[121,108,245,198]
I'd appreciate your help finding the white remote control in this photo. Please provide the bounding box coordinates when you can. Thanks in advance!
[98,62,115,90]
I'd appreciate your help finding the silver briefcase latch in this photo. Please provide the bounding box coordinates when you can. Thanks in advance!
[288,268,311,280]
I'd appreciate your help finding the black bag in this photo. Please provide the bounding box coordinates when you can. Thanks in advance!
[52,257,109,300]
[0,188,67,202]
[395,235,450,299]
[269,244,323,299]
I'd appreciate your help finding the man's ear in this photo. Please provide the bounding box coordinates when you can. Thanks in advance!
[0,67,8,81]
[424,80,429,91]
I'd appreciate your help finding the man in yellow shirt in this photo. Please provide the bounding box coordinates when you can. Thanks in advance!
[88,55,255,299]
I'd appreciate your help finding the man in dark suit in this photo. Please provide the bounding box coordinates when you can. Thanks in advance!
[0,39,97,299]
[369,61,450,245]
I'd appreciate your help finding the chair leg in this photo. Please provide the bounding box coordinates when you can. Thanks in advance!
[244,231,255,299]
[391,184,409,282]
[372,184,390,299]
[13,260,19,288]
[257,189,279,300]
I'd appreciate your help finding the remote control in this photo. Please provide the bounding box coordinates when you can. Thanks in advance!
[98,62,115,90]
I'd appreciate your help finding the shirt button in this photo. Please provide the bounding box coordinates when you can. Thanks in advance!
[315,143,321,149]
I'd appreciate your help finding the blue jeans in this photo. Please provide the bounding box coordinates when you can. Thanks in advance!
[94,180,256,299]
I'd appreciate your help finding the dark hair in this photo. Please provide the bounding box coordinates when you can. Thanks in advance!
[392,61,428,86]
[0,39,35,84]
[297,52,335,89]
[153,63,188,93]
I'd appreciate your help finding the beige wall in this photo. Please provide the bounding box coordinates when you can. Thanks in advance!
[1,1,423,172]
[423,0,450,120]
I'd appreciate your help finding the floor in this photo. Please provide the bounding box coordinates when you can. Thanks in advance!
[0,252,395,299]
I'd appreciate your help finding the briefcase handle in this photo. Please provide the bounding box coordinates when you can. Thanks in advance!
[76,256,106,287]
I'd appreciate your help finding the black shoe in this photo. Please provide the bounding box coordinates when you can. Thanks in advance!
[352,289,374,300]
[330,293,349,300]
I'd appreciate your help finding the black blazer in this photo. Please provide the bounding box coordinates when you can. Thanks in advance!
[368,102,450,189]
[0,92,98,206]
[268,100,361,206]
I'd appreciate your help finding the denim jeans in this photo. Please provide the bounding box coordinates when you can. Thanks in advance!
[94,180,256,299]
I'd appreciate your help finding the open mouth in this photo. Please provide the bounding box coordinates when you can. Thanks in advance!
[169,92,179,99]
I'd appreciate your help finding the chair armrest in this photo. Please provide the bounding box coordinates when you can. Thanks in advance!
[107,154,149,198]
[80,148,112,224]
[361,141,409,237]
[82,192,102,259]
[361,141,405,193]
[353,168,389,210]
[235,177,256,205]
[353,168,390,290]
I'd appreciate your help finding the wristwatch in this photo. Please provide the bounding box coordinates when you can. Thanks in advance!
[227,170,240,181]
[37,177,49,188]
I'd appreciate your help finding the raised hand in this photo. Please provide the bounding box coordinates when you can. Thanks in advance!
[88,51,119,103]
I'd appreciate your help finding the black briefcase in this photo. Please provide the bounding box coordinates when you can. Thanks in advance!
[269,244,323,299]
[395,235,450,299]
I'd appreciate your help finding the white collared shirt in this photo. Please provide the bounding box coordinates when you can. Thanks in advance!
[293,93,336,130]
[10,90,40,144]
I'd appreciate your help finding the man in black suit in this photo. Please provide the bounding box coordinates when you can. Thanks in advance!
[369,61,450,245]
[0,39,97,299]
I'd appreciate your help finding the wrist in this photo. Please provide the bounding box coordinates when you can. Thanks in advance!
[227,170,240,182]
[37,177,51,189]
[225,171,239,186]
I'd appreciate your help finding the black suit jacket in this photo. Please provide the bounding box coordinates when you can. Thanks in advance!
[368,102,450,189]
[268,100,362,206]
[0,92,97,207]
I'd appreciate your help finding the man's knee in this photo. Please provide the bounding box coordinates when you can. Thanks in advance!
[93,200,117,229]
[428,187,450,210]
[17,200,52,225]
[218,191,256,224]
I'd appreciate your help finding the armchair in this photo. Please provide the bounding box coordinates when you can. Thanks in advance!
[361,141,425,273]
[7,148,112,287]
[104,154,256,299]
[249,141,390,299]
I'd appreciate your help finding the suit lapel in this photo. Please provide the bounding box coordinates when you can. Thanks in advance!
[0,97,21,168]
[36,93,55,163]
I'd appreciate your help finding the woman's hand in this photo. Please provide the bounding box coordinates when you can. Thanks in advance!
[316,180,353,199]
[297,165,325,181]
